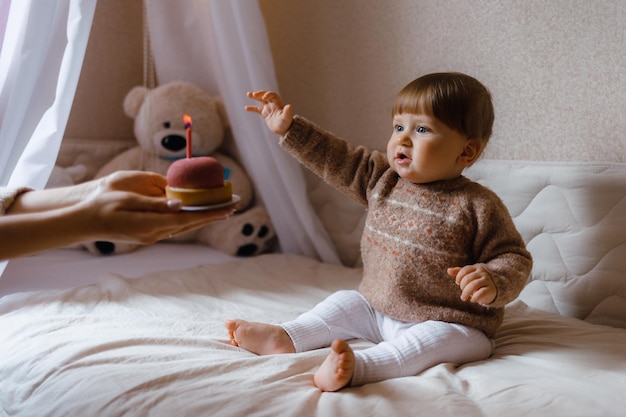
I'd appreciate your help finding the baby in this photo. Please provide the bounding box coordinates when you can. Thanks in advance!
[227,72,532,391]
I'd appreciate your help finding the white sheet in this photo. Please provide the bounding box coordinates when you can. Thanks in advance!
[0,243,234,296]
[1,254,625,417]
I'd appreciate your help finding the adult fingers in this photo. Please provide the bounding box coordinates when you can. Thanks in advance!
[103,171,167,196]
[153,207,236,240]
[120,207,234,244]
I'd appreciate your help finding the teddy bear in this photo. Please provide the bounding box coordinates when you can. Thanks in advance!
[83,81,275,257]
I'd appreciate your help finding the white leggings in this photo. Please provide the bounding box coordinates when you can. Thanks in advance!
[281,290,494,386]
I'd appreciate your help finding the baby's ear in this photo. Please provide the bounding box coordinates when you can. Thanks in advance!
[458,138,484,167]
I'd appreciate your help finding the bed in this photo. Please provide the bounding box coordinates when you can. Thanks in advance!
[1,159,625,417]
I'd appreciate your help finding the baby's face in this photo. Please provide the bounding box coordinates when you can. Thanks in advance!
[387,112,471,184]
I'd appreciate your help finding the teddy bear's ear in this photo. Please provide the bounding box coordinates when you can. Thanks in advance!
[215,97,230,129]
[123,86,150,118]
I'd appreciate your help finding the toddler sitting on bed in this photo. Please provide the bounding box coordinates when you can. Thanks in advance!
[226,72,532,391]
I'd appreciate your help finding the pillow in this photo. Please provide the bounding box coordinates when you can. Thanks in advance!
[465,160,626,327]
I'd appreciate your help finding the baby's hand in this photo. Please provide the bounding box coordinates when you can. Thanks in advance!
[448,265,497,306]
[245,90,293,136]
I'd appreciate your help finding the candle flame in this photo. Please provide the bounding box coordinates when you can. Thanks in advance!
[183,114,192,128]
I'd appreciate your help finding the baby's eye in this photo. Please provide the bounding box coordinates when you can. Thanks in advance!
[416,126,429,134]
[394,124,404,133]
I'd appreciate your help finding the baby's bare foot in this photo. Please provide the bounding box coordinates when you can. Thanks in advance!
[225,319,295,355]
[314,339,355,392]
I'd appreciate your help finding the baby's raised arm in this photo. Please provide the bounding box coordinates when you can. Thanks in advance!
[245,90,293,136]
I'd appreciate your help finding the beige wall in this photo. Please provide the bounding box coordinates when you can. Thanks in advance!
[65,0,625,171]
[259,0,626,162]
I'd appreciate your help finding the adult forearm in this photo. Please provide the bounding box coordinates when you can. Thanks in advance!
[0,207,88,260]
[0,170,237,260]
[6,181,94,215]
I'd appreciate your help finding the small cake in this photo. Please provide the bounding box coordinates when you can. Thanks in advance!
[166,156,233,206]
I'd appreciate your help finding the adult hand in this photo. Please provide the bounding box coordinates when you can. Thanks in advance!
[83,171,237,244]
[98,170,169,197]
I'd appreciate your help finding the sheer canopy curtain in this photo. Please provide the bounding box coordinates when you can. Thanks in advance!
[0,0,95,276]
[0,0,95,189]
[146,0,340,264]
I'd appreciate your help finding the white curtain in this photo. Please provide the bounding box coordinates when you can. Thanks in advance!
[0,0,95,189]
[146,0,340,263]
[0,1,10,49]
[0,0,95,277]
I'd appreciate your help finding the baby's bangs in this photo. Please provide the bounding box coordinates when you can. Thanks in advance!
[392,85,434,117]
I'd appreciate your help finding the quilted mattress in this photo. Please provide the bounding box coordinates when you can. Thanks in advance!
[464,160,626,327]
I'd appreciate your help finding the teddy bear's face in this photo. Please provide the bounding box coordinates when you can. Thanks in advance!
[133,84,226,160]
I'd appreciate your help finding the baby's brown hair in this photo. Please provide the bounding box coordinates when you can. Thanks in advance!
[392,72,494,144]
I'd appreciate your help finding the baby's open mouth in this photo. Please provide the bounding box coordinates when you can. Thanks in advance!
[396,151,410,161]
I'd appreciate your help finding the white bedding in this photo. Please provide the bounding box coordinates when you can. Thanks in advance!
[0,244,234,296]
[1,254,625,417]
[1,159,625,416]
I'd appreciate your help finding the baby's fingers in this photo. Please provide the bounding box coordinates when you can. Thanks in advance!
[244,105,263,114]
[447,267,462,281]
[247,90,267,100]
[460,276,496,304]
[460,278,484,301]
[260,91,282,104]
[247,90,281,105]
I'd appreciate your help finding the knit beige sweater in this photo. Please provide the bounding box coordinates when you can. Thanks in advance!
[281,116,532,338]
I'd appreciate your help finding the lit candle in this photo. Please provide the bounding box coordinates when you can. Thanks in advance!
[183,114,193,159]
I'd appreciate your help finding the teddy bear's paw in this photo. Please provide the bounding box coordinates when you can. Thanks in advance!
[237,222,273,256]
[234,207,275,256]
[83,241,140,256]
[199,206,275,257]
